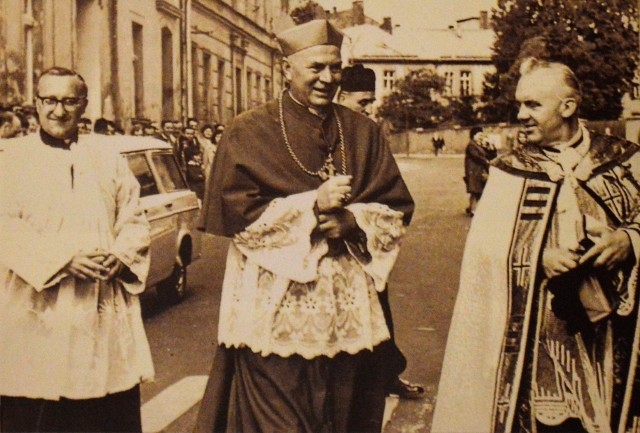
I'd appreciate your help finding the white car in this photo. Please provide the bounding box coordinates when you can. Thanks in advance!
[108,135,202,304]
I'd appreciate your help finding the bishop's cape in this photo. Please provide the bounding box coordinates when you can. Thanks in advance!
[433,130,640,433]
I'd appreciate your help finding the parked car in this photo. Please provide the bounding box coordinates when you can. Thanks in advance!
[103,135,202,304]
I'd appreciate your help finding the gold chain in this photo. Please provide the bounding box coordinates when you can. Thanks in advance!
[278,90,346,180]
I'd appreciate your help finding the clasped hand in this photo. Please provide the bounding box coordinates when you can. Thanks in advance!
[316,175,356,239]
[542,229,632,278]
[64,250,123,282]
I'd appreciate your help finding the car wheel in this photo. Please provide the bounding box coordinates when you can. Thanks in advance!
[157,261,187,305]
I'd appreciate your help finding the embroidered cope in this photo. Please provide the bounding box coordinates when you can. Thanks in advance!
[432,129,640,433]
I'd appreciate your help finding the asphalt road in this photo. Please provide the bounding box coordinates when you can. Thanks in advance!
[138,156,472,433]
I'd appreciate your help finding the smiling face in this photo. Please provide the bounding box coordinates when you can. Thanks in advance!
[36,74,87,139]
[283,45,342,112]
[515,68,578,148]
[202,127,214,139]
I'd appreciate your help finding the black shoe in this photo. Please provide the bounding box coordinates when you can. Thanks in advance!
[386,377,425,400]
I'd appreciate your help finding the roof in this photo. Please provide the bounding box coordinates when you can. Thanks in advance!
[81,134,173,154]
[341,24,494,62]
[0,134,172,153]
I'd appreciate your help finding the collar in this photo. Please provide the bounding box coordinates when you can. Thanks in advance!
[287,90,330,119]
[494,127,640,181]
[39,128,78,150]
[281,91,339,154]
[542,126,583,153]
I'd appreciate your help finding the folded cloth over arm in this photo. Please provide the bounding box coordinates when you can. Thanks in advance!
[345,202,406,292]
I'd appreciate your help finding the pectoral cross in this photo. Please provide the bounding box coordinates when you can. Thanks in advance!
[318,155,336,180]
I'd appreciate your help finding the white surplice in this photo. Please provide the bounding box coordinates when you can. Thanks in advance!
[0,135,153,400]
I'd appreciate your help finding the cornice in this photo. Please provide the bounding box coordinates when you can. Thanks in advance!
[156,0,183,19]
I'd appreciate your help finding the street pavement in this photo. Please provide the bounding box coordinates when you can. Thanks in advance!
[138,155,472,433]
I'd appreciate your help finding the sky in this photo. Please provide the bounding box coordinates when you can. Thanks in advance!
[313,0,498,29]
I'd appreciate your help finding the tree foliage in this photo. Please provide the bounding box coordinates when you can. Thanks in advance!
[377,69,452,130]
[482,0,639,122]
[290,1,326,24]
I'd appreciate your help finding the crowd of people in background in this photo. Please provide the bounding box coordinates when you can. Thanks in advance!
[0,104,224,199]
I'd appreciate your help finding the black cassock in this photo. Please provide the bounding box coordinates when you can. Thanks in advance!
[196,92,414,433]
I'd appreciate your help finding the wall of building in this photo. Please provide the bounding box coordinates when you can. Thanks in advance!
[191,0,283,125]
[0,0,286,128]
[115,1,182,129]
[358,61,494,118]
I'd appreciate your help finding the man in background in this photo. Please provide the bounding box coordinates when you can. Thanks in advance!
[338,63,425,401]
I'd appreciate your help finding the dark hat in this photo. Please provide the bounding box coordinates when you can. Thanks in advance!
[276,19,343,56]
[341,64,376,92]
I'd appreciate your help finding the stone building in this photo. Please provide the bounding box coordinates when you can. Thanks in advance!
[334,3,494,113]
[0,0,288,129]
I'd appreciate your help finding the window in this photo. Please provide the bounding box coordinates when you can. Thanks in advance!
[265,77,272,101]
[217,58,226,121]
[235,67,243,114]
[151,152,187,192]
[246,69,253,108]
[444,71,454,96]
[460,70,472,96]
[132,22,144,118]
[191,44,199,117]
[383,70,395,91]
[256,73,262,104]
[202,52,211,120]
[127,154,159,197]
[161,27,174,120]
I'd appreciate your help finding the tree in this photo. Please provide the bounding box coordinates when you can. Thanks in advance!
[377,69,451,130]
[289,1,325,24]
[482,0,638,122]
[448,96,481,127]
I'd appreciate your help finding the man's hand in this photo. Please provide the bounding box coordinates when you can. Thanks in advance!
[64,251,109,281]
[542,247,580,278]
[579,229,632,271]
[318,210,357,239]
[102,254,124,282]
[317,175,352,213]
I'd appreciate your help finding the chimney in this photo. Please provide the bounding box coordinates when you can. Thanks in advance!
[352,1,365,26]
[381,17,393,34]
[479,10,489,29]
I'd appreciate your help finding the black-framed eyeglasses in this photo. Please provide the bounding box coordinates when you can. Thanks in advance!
[36,95,85,111]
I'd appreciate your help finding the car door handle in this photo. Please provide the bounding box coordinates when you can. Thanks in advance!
[165,203,173,209]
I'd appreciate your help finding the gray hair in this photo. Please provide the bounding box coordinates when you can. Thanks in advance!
[519,57,582,105]
[36,66,88,98]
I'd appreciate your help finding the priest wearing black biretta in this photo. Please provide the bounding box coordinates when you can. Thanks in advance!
[337,64,378,117]
[195,12,414,433]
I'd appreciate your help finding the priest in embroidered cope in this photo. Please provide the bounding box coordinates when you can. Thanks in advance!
[196,18,414,433]
[0,68,153,432]
[432,58,640,433]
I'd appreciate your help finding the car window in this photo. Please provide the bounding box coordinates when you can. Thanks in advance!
[152,152,187,192]
[126,153,160,197]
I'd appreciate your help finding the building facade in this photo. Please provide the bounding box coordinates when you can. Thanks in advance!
[0,0,288,130]
[337,11,495,114]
